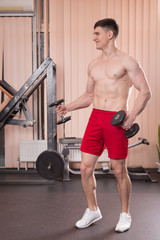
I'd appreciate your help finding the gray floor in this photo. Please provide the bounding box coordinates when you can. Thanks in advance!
[0,170,160,240]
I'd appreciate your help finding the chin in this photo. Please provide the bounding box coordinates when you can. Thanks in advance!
[96,46,102,50]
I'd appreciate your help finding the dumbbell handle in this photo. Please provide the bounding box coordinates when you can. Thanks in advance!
[61,115,65,121]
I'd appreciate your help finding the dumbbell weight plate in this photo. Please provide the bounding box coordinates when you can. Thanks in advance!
[124,123,140,138]
[111,110,126,126]
[57,116,72,125]
[49,99,64,107]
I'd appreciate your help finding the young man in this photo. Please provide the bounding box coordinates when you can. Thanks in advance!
[56,18,151,232]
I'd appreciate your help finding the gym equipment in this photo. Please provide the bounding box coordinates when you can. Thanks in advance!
[49,99,72,125]
[127,166,157,183]
[111,110,140,138]
[0,57,56,140]
[0,57,60,184]
[36,150,64,180]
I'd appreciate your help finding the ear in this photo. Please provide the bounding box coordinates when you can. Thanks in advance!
[108,30,114,40]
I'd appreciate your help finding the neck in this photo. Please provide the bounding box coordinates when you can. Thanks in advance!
[102,41,117,58]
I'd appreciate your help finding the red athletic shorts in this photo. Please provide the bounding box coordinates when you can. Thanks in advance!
[80,109,128,159]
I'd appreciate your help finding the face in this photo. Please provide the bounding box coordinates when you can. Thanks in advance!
[93,26,111,50]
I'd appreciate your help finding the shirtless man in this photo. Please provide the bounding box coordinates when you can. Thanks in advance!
[56,18,151,232]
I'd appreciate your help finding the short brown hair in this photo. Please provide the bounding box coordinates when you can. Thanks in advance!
[94,18,119,38]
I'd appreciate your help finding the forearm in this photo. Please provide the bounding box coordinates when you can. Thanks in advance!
[129,90,151,120]
[66,92,93,112]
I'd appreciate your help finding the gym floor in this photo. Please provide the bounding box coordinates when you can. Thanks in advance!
[0,170,160,240]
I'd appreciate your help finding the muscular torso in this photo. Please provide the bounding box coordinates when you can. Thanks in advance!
[90,51,133,111]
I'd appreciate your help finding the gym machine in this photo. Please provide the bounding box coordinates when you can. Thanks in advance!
[0,57,60,184]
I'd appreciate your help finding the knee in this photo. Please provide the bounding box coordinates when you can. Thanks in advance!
[80,162,93,179]
[113,168,127,183]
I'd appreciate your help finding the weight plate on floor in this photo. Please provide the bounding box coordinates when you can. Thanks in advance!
[36,150,64,180]
[111,110,126,126]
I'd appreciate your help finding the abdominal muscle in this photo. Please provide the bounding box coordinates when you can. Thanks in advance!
[93,79,132,112]
[93,96,128,112]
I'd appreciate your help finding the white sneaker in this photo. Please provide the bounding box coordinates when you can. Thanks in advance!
[115,212,132,232]
[75,207,102,229]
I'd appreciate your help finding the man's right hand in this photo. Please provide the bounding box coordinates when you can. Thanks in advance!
[56,104,68,117]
